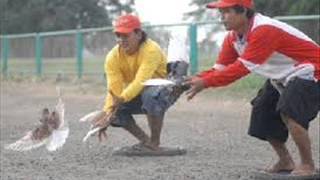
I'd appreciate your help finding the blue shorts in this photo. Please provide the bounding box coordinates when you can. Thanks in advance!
[111,86,178,127]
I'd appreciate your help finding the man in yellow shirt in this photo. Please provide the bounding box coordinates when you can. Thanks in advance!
[100,14,168,152]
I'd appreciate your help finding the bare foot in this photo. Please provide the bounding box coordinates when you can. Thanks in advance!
[265,160,295,173]
[143,141,161,151]
[291,164,315,176]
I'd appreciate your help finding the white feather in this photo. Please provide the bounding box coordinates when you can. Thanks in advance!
[82,127,100,142]
[79,110,102,122]
[45,88,69,151]
[5,131,48,152]
[46,127,69,151]
[55,91,66,129]
[167,35,189,63]
[142,79,175,86]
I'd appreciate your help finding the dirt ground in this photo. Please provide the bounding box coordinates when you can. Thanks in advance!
[0,81,319,180]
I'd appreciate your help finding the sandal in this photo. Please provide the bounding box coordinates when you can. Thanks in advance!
[113,144,187,157]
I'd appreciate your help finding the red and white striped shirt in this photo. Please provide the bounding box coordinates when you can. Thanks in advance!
[199,13,320,88]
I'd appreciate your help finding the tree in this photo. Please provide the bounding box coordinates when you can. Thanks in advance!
[185,0,320,20]
[184,0,212,22]
[0,0,135,34]
[254,0,319,16]
[253,0,320,43]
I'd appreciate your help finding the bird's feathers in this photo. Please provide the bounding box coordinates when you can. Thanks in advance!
[80,110,105,142]
[79,110,103,122]
[142,79,175,86]
[5,131,48,151]
[46,127,69,151]
[80,109,115,142]
[82,127,100,142]
[5,87,69,152]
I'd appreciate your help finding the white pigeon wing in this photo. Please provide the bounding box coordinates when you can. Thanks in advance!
[79,110,103,122]
[167,34,189,63]
[5,131,48,152]
[143,79,175,86]
[46,127,69,151]
[45,87,69,151]
[82,127,100,142]
[55,97,65,129]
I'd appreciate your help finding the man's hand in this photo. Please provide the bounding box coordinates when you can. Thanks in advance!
[90,90,123,142]
[90,111,112,141]
[184,76,206,101]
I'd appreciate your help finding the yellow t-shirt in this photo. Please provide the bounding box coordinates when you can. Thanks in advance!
[103,39,167,112]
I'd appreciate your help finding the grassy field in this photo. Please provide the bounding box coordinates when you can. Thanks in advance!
[1,57,105,75]
[1,57,266,98]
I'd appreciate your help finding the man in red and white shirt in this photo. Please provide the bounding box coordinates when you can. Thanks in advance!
[186,0,320,176]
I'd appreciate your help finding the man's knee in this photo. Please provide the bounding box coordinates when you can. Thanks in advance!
[147,113,164,121]
[280,111,310,130]
[277,78,319,130]
[122,119,136,128]
[285,116,309,133]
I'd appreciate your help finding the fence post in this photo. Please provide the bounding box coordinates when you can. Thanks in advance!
[35,33,43,77]
[76,31,83,79]
[189,23,198,75]
[1,36,9,77]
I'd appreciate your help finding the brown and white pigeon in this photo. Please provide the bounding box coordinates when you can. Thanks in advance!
[5,87,69,152]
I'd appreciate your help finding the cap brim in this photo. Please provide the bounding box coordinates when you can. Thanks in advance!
[206,2,237,9]
[114,27,134,34]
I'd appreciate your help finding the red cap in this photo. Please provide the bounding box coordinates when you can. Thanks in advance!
[207,0,254,9]
[114,14,141,33]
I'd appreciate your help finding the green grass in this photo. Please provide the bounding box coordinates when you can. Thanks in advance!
[1,57,105,75]
[196,57,266,98]
[215,74,265,98]
[1,57,266,97]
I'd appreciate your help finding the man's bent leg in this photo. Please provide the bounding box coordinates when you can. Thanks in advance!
[276,78,319,175]
[266,138,295,173]
[285,117,315,175]
[123,121,150,144]
[145,114,164,150]
[248,80,293,173]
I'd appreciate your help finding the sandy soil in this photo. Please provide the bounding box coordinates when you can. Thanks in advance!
[0,81,319,180]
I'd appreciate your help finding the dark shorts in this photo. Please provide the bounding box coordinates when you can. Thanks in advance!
[248,78,320,142]
[111,86,178,127]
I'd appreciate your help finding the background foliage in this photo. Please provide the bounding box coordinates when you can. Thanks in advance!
[185,0,320,21]
[0,0,134,34]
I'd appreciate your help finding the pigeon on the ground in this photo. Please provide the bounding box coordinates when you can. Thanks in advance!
[5,87,69,152]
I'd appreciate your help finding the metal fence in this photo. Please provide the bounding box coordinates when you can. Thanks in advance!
[1,15,319,80]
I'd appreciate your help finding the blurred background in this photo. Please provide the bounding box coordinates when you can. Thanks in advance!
[0,0,319,92]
